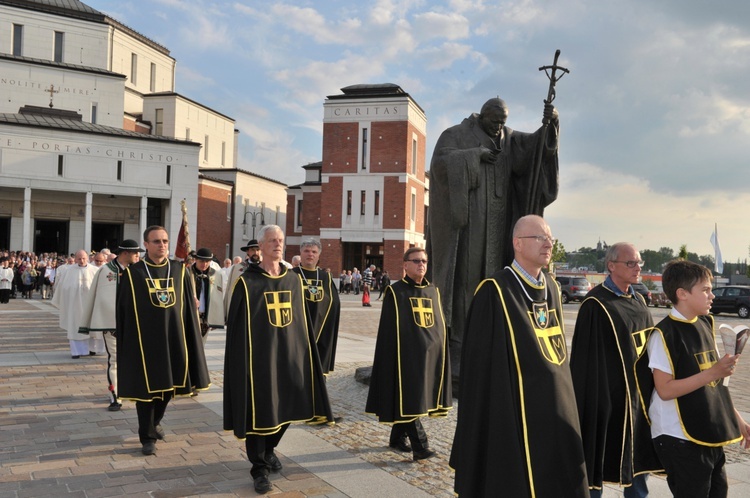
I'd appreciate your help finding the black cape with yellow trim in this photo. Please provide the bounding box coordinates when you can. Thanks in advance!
[450,267,589,498]
[293,266,341,374]
[223,263,334,437]
[365,276,452,423]
[570,284,660,490]
[635,315,741,446]
[116,258,210,401]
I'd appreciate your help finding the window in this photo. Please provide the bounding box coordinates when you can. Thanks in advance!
[412,137,417,175]
[410,192,416,222]
[166,165,171,185]
[275,206,280,224]
[91,103,97,124]
[54,31,64,62]
[296,199,303,228]
[204,135,209,161]
[150,63,156,92]
[117,160,122,181]
[12,24,23,56]
[221,141,226,166]
[57,155,64,176]
[374,190,380,216]
[346,190,352,215]
[226,194,231,221]
[360,191,366,215]
[185,128,190,140]
[154,108,163,136]
[361,127,368,170]
[130,53,137,84]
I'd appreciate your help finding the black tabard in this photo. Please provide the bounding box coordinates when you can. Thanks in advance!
[365,276,452,423]
[451,267,588,498]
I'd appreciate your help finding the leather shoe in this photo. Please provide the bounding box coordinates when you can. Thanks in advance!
[141,442,156,455]
[107,401,122,412]
[266,452,283,472]
[155,425,165,440]
[253,474,272,494]
[413,448,435,461]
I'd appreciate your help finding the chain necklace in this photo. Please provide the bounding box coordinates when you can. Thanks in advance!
[507,266,547,303]
[299,267,320,297]
[143,257,171,292]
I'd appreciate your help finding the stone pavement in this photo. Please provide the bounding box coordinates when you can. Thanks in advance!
[1,292,750,497]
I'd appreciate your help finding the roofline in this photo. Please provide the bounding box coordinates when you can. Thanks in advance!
[144,92,235,123]
[0,0,106,23]
[0,53,126,79]
[199,173,234,187]
[199,167,287,187]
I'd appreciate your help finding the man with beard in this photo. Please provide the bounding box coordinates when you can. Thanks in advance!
[224,225,333,494]
[79,239,144,411]
[292,238,341,375]
[450,215,588,497]
[117,226,210,456]
[188,247,225,345]
[224,239,260,315]
[52,249,103,358]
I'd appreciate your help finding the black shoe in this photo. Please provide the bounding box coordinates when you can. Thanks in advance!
[333,416,343,423]
[108,401,122,412]
[141,442,156,455]
[253,474,272,494]
[266,452,283,472]
[89,351,97,356]
[389,439,412,452]
[71,355,80,359]
[413,448,435,461]
[155,425,165,440]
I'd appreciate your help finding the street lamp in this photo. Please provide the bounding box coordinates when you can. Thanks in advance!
[242,207,265,240]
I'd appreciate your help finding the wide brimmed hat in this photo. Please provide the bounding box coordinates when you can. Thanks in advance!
[116,239,146,254]
[194,248,213,260]
[240,239,259,251]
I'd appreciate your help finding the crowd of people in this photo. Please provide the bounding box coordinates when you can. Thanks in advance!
[6,214,750,497]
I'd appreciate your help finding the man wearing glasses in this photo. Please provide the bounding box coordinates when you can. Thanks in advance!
[116,226,210,456]
[451,215,588,497]
[570,242,660,497]
[366,247,452,461]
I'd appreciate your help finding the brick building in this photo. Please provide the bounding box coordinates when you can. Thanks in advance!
[286,84,428,279]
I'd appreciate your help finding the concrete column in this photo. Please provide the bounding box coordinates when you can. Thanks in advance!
[84,192,93,251]
[22,187,31,252]
[140,196,148,242]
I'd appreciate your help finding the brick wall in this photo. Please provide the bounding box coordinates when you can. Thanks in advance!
[322,122,359,174]
[196,182,232,260]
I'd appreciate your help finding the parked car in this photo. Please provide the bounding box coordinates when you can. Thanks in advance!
[710,285,750,318]
[630,282,652,306]
[556,276,592,304]
[650,291,672,308]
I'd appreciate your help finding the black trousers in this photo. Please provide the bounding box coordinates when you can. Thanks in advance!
[653,435,728,498]
[0,289,10,303]
[389,419,428,452]
[245,423,290,478]
[135,392,172,444]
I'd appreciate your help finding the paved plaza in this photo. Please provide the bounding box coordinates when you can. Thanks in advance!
[2,292,750,497]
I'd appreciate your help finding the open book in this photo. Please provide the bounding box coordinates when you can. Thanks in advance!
[718,323,749,386]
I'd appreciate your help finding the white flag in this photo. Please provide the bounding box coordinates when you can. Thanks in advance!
[710,224,723,274]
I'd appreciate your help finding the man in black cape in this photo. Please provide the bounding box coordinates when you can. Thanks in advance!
[292,237,340,374]
[117,226,210,456]
[366,247,452,461]
[224,225,334,494]
[570,242,660,497]
[450,215,588,497]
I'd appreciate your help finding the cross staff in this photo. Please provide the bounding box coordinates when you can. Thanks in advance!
[526,50,570,213]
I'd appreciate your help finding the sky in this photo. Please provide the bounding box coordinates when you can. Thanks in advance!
[86,0,750,264]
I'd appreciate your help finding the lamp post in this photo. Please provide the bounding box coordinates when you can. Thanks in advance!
[242,207,265,240]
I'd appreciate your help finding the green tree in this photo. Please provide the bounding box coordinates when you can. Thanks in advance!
[678,245,688,259]
[551,240,566,263]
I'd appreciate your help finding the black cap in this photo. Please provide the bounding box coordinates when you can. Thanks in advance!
[194,248,213,260]
[240,239,259,252]
[116,239,145,254]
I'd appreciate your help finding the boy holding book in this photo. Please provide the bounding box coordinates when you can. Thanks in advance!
[637,259,750,497]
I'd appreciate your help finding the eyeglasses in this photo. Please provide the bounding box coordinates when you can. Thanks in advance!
[517,235,557,245]
[406,259,429,264]
[613,260,644,268]
[148,239,169,245]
